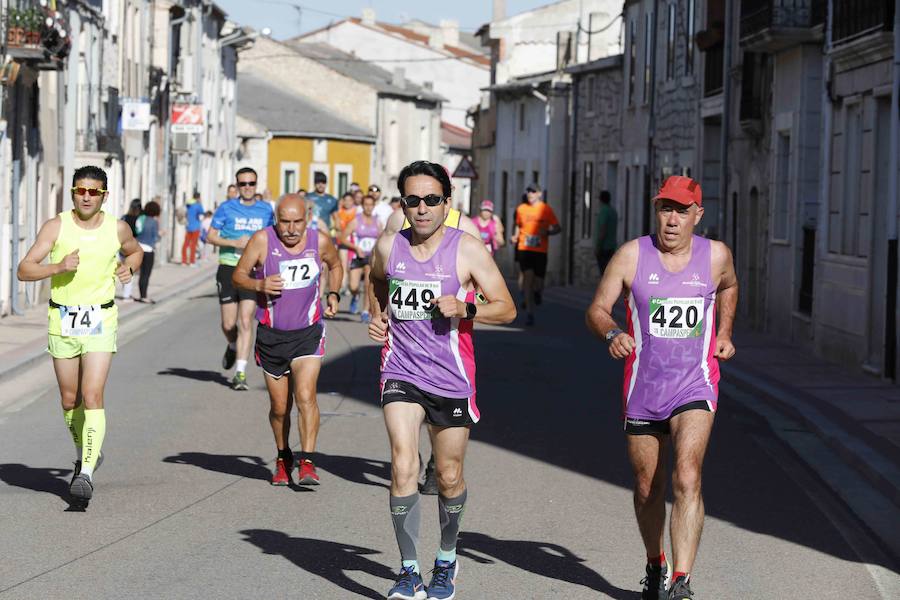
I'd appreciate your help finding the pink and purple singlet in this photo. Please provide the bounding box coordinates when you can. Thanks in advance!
[255,226,323,331]
[475,217,497,255]
[623,235,720,422]
[380,227,479,421]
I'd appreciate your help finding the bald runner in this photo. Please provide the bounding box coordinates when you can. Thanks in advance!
[233,194,343,486]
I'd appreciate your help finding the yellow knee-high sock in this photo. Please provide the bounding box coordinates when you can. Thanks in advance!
[81,409,106,478]
[63,406,85,460]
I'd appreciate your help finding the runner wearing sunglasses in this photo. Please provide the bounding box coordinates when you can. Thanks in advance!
[368,160,516,600]
[17,165,143,507]
[207,167,275,390]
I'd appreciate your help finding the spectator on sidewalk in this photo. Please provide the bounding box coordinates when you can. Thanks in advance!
[120,199,143,300]
[593,190,618,276]
[135,201,163,303]
[199,210,214,262]
[224,184,239,206]
[182,192,204,266]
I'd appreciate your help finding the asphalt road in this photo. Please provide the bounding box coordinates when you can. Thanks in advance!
[0,281,895,599]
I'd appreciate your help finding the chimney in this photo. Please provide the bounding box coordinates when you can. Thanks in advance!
[392,67,406,89]
[361,8,376,26]
[440,19,459,47]
[493,0,506,22]
[428,29,444,49]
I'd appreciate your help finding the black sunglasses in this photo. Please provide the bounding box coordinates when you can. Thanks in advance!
[237,181,257,187]
[402,194,446,208]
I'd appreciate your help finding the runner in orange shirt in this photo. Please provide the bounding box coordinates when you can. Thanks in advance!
[511,183,560,326]
[336,192,357,296]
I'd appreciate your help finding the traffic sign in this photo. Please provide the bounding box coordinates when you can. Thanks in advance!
[452,156,478,179]
[171,103,204,133]
[122,99,150,131]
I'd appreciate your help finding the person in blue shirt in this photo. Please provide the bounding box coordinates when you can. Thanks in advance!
[182,192,205,265]
[135,200,163,303]
[306,172,338,233]
[207,167,275,390]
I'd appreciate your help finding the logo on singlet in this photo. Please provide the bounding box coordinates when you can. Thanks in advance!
[395,261,407,272]
[452,408,463,418]
[648,273,660,284]
[682,272,707,287]
[271,248,282,257]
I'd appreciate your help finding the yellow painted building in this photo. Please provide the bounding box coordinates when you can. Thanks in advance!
[268,137,372,198]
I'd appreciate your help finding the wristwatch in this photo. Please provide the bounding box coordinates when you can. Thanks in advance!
[464,302,477,320]
[605,328,623,343]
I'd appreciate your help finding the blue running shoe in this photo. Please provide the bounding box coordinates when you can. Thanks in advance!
[349,295,359,315]
[387,566,426,600]
[426,560,458,600]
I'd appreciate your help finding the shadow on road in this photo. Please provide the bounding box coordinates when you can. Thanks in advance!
[458,531,637,599]
[316,453,390,489]
[157,367,231,387]
[0,463,80,508]
[163,452,271,481]
[240,529,395,599]
[187,292,218,300]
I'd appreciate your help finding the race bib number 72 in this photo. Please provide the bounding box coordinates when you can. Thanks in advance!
[279,258,319,290]
[59,305,103,337]
[389,279,440,320]
[649,297,704,338]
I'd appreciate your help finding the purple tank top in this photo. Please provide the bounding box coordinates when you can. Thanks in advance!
[256,226,322,331]
[623,235,719,420]
[381,227,475,399]
[354,214,379,256]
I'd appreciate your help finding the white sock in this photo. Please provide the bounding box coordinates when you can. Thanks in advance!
[235,359,247,374]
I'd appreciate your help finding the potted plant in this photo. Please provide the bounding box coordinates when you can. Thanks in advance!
[6,8,24,47]
[25,7,42,45]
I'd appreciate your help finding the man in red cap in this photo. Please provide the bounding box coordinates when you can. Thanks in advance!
[585,175,738,600]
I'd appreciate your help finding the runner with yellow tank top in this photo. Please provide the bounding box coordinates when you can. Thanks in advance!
[17,166,143,506]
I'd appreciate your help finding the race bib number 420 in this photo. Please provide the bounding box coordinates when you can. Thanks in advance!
[279,258,319,290]
[59,305,103,337]
[649,297,704,338]
[389,279,440,320]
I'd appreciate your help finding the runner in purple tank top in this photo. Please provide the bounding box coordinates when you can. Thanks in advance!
[367,161,516,600]
[339,194,383,323]
[233,194,343,487]
[587,176,738,600]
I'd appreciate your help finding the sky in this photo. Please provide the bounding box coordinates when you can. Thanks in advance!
[215,0,553,41]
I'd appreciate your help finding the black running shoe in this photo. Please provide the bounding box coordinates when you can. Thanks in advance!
[419,455,438,496]
[222,345,236,370]
[69,473,93,501]
[668,575,693,600]
[534,290,542,305]
[641,560,670,600]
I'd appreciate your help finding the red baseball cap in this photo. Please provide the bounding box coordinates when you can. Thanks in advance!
[652,175,702,207]
[480,200,494,212]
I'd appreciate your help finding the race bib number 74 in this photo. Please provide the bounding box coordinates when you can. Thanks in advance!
[59,305,103,337]
[649,297,704,338]
[389,279,440,320]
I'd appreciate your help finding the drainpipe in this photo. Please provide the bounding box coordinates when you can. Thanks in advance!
[165,12,188,260]
[885,0,900,379]
[568,74,579,286]
[717,0,733,241]
[63,9,82,196]
[10,82,23,315]
[647,0,659,235]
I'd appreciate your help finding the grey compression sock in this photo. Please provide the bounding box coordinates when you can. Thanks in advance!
[437,488,467,561]
[390,493,421,564]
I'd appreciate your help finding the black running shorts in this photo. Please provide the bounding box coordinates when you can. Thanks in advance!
[380,379,474,427]
[350,256,370,270]
[216,264,257,305]
[517,250,548,277]
[624,400,714,435]
[255,322,325,378]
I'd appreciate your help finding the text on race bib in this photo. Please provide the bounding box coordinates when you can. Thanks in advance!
[357,237,376,254]
[524,235,541,248]
[59,305,103,337]
[389,279,441,321]
[279,258,319,290]
[649,297,704,338]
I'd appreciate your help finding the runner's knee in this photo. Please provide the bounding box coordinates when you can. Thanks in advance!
[435,461,463,492]
[672,463,702,499]
[390,451,419,486]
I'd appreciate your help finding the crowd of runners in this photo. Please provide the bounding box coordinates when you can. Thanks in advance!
[17,160,737,600]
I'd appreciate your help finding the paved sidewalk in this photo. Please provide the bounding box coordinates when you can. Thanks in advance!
[544,284,900,565]
[0,259,218,381]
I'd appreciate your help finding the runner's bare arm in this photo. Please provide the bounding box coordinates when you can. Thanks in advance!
[367,234,393,343]
[117,220,144,283]
[586,240,639,359]
[450,235,516,325]
[494,216,506,248]
[712,241,738,360]
[17,217,64,281]
[458,214,481,239]
[383,209,405,236]
[318,231,342,318]
[339,219,360,254]
[232,230,268,293]
[207,227,248,249]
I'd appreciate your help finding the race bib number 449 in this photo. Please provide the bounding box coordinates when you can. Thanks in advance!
[279,258,319,290]
[389,279,440,321]
[59,305,103,337]
[649,297,704,338]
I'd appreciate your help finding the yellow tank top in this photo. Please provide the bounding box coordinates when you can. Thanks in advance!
[48,211,120,333]
[402,207,462,231]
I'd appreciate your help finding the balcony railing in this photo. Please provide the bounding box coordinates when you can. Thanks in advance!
[704,44,724,97]
[833,0,895,45]
[740,0,827,41]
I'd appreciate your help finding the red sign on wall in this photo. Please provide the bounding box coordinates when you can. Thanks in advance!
[171,104,204,133]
